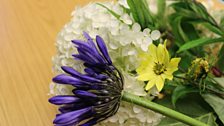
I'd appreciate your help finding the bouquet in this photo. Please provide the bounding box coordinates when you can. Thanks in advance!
[49,0,224,125]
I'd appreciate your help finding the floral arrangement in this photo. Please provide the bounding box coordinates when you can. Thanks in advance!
[49,0,224,126]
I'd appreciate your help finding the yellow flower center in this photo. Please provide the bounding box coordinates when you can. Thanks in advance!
[153,62,166,75]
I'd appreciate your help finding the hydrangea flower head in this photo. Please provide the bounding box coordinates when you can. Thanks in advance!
[137,41,181,91]
[49,32,123,126]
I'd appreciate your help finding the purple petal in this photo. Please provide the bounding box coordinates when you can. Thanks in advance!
[95,74,108,80]
[83,32,107,63]
[71,40,89,48]
[74,90,97,98]
[72,54,96,64]
[61,66,102,83]
[49,95,80,105]
[52,74,89,88]
[77,46,106,65]
[96,35,112,64]
[53,107,92,125]
[84,68,97,75]
[53,74,81,84]
[83,32,96,49]
[77,48,100,63]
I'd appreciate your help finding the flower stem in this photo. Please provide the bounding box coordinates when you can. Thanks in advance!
[121,91,208,126]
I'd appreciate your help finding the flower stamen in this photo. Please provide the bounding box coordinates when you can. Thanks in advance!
[153,62,166,75]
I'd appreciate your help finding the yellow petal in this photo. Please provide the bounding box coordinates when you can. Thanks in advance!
[155,76,165,92]
[137,72,155,81]
[162,73,173,80]
[156,44,164,63]
[138,52,151,61]
[166,58,181,73]
[136,56,153,74]
[136,54,152,74]
[149,44,158,61]
[145,80,155,91]
[163,41,170,65]
[136,62,148,74]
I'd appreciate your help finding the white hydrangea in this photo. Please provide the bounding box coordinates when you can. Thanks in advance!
[50,1,163,125]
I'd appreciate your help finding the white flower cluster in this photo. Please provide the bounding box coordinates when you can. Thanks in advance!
[50,1,163,125]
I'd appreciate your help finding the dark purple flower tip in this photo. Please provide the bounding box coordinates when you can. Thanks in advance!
[53,107,92,125]
[49,95,80,105]
[96,35,112,65]
[74,90,97,98]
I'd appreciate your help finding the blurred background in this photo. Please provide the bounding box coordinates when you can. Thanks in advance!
[0,0,223,126]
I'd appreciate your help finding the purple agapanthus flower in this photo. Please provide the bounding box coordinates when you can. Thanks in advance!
[49,32,124,126]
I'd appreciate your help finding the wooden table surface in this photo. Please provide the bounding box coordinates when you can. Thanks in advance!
[0,0,223,126]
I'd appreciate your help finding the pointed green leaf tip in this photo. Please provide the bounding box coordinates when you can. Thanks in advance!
[177,37,224,53]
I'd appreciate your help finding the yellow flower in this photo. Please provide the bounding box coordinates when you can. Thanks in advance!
[136,42,181,92]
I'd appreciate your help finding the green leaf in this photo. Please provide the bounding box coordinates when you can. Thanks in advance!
[181,22,199,40]
[155,94,213,116]
[202,93,224,125]
[127,0,154,29]
[221,16,224,28]
[126,0,139,23]
[178,53,193,71]
[157,0,166,18]
[177,37,224,53]
[214,77,224,88]
[169,15,184,45]
[172,85,198,106]
[156,93,217,126]
[202,22,224,36]
[217,44,224,72]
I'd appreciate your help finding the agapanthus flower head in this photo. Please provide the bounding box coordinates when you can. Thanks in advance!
[49,32,124,126]
[136,41,181,92]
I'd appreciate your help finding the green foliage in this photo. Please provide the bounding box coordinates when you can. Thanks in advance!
[172,85,198,106]
[177,38,224,53]
[221,16,224,29]
[202,93,224,125]
[216,44,224,72]
[168,0,224,57]
[127,0,154,29]
[214,77,224,88]
[156,94,218,126]
[178,53,193,71]
[157,0,166,18]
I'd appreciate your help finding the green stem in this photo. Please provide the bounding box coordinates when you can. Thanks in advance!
[121,91,208,126]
